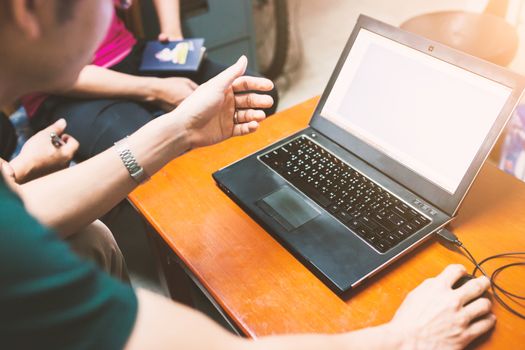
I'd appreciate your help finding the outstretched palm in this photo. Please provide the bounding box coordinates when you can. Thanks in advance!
[173,56,274,148]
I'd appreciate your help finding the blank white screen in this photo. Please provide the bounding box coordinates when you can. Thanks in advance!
[321,29,512,194]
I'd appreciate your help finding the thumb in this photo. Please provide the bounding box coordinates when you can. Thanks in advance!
[1,161,22,194]
[213,56,248,90]
[48,118,67,135]
[158,33,169,43]
[1,161,15,179]
[61,134,80,155]
[1,161,17,185]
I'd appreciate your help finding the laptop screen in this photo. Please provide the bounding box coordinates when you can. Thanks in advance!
[320,29,512,194]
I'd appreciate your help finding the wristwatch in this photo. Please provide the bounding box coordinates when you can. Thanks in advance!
[114,137,149,184]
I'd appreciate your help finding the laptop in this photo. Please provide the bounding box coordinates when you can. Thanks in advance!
[213,15,525,297]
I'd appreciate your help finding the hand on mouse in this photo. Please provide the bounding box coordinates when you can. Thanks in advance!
[388,264,494,350]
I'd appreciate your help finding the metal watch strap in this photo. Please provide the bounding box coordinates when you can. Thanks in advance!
[114,137,149,184]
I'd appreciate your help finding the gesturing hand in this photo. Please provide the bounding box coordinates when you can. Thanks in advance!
[172,56,274,149]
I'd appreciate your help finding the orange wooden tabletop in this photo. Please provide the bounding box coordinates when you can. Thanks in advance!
[129,97,525,348]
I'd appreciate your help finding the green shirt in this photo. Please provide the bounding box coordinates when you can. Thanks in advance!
[0,179,137,349]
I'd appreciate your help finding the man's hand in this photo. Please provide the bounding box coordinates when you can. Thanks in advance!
[148,77,198,111]
[389,264,495,350]
[173,56,274,148]
[10,119,79,183]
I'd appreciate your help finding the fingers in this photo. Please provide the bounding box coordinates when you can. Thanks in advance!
[236,109,266,123]
[232,76,274,93]
[214,56,248,89]
[47,118,67,135]
[188,79,199,90]
[436,264,468,287]
[463,314,496,345]
[235,93,274,109]
[1,161,19,193]
[462,297,492,321]
[231,109,265,138]
[158,33,169,43]
[455,276,491,305]
[158,32,183,42]
[233,120,259,137]
[60,134,79,157]
[1,161,15,180]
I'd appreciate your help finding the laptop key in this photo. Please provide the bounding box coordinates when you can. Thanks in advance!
[347,219,360,230]
[409,208,420,217]
[392,204,415,220]
[328,204,340,213]
[412,217,426,228]
[376,239,391,253]
[336,210,351,222]
[372,213,396,231]
[402,222,416,232]
[357,225,374,239]
[376,229,388,238]
[366,235,379,244]
[386,212,405,227]
[394,228,410,239]
[386,233,399,245]
[350,210,363,219]
[360,216,379,231]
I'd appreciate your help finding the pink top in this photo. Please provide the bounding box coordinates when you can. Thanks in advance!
[22,8,137,118]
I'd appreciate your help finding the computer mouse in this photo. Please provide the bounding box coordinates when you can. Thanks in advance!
[452,274,491,299]
[452,274,476,289]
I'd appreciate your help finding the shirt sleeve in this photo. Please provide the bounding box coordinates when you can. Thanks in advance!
[0,180,138,349]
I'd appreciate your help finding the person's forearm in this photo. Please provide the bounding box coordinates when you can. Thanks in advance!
[154,0,183,38]
[62,65,159,102]
[20,111,189,237]
[251,324,401,350]
[126,289,402,350]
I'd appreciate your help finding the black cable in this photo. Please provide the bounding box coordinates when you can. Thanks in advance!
[457,244,488,277]
[436,229,525,320]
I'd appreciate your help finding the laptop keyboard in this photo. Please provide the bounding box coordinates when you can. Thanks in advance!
[260,135,431,253]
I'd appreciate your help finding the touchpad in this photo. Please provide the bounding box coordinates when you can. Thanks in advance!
[256,186,320,231]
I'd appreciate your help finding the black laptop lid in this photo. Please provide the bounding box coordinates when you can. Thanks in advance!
[309,15,525,216]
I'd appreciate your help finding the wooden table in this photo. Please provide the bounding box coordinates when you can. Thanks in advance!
[130,97,525,348]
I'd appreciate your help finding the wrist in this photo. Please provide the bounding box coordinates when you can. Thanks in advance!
[124,111,191,181]
[142,77,163,104]
[382,322,411,350]
[165,106,199,150]
[338,323,407,350]
[158,110,193,156]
